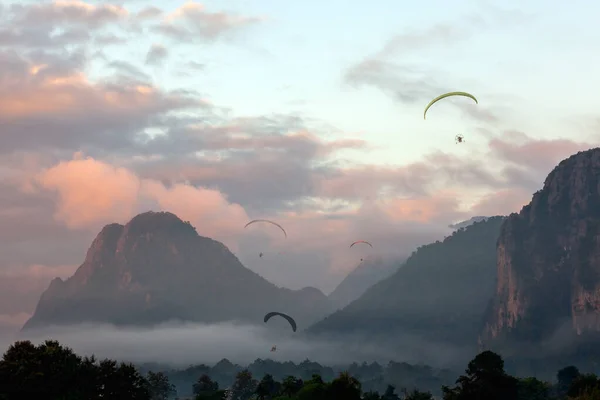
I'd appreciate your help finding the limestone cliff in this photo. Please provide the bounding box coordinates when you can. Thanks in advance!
[22,211,331,331]
[481,148,600,348]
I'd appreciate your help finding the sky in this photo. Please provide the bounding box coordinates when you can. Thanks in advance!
[0,0,598,332]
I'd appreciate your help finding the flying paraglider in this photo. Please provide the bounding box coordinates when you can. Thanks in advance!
[264,312,297,332]
[423,92,478,120]
[350,240,373,248]
[455,134,464,144]
[244,219,287,238]
[350,241,372,262]
[245,219,287,258]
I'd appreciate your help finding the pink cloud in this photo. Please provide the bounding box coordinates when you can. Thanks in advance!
[0,312,31,328]
[35,156,142,230]
[470,188,533,216]
[488,133,593,173]
[33,156,249,247]
[16,1,129,28]
[157,2,264,41]
[381,191,463,224]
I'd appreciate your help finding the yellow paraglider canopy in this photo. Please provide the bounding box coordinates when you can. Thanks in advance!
[423,91,478,120]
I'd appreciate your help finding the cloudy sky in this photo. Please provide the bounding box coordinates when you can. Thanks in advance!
[0,0,598,330]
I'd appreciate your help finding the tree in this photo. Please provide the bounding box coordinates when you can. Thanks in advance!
[442,351,517,400]
[195,390,228,400]
[517,377,549,400]
[328,371,362,400]
[571,386,600,400]
[296,375,328,400]
[281,375,303,397]
[147,371,176,400]
[382,385,400,400]
[0,339,154,400]
[363,391,382,400]
[98,359,151,400]
[305,374,324,386]
[255,374,279,399]
[193,374,219,394]
[557,365,580,397]
[230,369,258,400]
[405,389,434,400]
[0,340,88,399]
[568,374,600,398]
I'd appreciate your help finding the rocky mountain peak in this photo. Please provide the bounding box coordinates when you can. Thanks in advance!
[481,147,600,350]
[22,211,332,331]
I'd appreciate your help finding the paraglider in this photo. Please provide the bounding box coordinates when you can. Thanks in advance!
[264,311,297,332]
[350,240,373,248]
[245,219,287,258]
[423,91,478,120]
[244,219,287,238]
[455,134,464,144]
[350,241,372,262]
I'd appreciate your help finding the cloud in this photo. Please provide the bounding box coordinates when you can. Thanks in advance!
[343,7,529,112]
[0,1,127,48]
[489,133,593,174]
[470,189,532,216]
[343,17,483,105]
[155,2,264,42]
[0,49,203,154]
[7,321,470,368]
[33,156,249,243]
[106,60,152,82]
[135,6,163,21]
[145,43,168,65]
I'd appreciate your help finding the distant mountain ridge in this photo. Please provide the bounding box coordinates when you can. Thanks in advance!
[22,211,332,331]
[308,216,506,349]
[449,216,489,230]
[328,255,403,310]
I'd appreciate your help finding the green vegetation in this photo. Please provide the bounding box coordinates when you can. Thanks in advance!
[2,339,600,399]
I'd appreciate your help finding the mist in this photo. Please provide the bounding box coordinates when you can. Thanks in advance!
[0,321,473,369]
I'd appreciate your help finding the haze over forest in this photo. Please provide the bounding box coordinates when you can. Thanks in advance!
[1,0,600,378]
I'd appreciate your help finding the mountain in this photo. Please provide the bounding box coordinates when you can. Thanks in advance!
[481,148,600,353]
[22,211,332,331]
[328,255,403,310]
[449,216,489,230]
[308,216,505,348]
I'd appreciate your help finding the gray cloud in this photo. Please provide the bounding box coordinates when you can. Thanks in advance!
[107,60,152,81]
[0,49,204,155]
[343,7,530,111]
[145,43,168,65]
[0,2,126,49]
[154,3,263,42]
[135,6,163,21]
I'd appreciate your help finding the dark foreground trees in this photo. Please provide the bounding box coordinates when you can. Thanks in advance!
[2,338,600,400]
[0,340,175,400]
[220,369,432,400]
